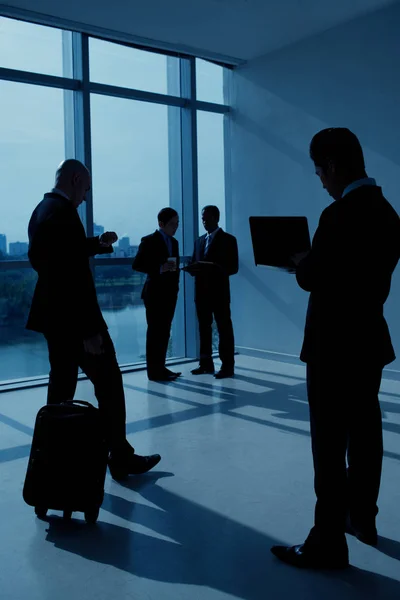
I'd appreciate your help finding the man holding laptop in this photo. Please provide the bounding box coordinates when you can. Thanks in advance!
[269,128,400,569]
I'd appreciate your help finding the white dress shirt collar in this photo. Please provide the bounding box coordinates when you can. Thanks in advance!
[206,226,220,241]
[51,187,70,201]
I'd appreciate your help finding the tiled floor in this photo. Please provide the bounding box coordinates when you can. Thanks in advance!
[1,355,400,600]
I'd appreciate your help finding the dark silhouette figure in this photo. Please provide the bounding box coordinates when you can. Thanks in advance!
[26,159,161,480]
[189,206,238,379]
[272,128,400,569]
[132,207,181,382]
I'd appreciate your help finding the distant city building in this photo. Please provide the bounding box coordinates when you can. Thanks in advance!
[113,249,126,258]
[0,234,7,256]
[9,241,28,257]
[93,223,104,237]
[127,245,138,258]
[118,237,130,251]
[96,233,138,259]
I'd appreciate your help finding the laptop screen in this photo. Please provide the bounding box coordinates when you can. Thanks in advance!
[249,216,311,269]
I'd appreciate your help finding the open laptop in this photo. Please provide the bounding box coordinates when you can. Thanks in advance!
[249,216,311,270]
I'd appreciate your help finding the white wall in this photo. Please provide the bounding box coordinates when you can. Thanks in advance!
[228,1,400,370]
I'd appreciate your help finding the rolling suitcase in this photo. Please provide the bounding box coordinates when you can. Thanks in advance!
[23,400,108,523]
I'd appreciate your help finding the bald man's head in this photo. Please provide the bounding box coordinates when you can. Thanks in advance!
[55,159,91,208]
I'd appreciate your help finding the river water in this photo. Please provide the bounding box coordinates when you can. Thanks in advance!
[0,305,147,383]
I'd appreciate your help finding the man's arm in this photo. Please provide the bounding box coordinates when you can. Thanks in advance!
[86,236,113,257]
[295,209,332,292]
[132,236,163,276]
[226,236,239,275]
[213,235,239,276]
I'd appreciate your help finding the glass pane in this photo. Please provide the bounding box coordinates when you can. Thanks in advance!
[0,81,66,261]
[91,94,185,360]
[197,111,226,232]
[196,58,225,105]
[89,38,180,95]
[95,264,184,364]
[0,268,49,382]
[0,16,69,77]
[91,94,181,248]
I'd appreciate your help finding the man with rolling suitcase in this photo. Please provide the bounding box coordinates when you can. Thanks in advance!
[26,159,161,482]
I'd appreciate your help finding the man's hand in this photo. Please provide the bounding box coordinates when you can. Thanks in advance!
[99,231,118,246]
[161,261,176,273]
[291,251,309,266]
[285,251,309,274]
[83,333,104,355]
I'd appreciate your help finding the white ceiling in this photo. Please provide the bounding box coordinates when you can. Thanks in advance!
[1,0,397,63]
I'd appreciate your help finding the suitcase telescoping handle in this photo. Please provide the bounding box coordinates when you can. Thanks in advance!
[62,400,96,409]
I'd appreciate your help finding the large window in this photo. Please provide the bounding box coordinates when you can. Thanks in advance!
[90,96,180,249]
[196,58,226,105]
[89,38,179,96]
[0,16,230,384]
[0,17,69,77]
[0,80,67,261]
[197,111,227,231]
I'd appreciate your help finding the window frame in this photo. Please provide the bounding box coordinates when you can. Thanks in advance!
[0,16,231,382]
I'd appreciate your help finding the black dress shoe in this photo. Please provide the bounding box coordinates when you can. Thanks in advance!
[165,368,182,378]
[148,374,178,382]
[109,451,161,481]
[191,366,215,375]
[214,369,234,379]
[271,543,349,570]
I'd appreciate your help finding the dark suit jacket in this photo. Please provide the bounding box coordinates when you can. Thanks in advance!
[296,185,400,366]
[26,192,112,338]
[192,229,239,304]
[132,230,180,304]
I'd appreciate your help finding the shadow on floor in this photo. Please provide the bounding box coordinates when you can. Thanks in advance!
[29,472,400,600]
[2,366,400,464]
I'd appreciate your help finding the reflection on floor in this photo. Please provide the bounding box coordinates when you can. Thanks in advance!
[1,354,400,600]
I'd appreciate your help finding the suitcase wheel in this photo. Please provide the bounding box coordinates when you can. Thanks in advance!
[84,508,99,524]
[63,510,73,520]
[34,507,48,519]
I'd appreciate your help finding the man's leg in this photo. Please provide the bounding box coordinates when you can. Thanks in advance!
[213,301,235,372]
[45,334,79,404]
[158,294,178,370]
[145,301,164,378]
[79,330,161,479]
[195,300,214,370]
[271,361,349,569]
[347,364,383,539]
[307,361,349,545]
[78,331,127,451]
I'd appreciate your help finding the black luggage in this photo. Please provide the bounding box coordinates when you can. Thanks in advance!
[23,400,108,523]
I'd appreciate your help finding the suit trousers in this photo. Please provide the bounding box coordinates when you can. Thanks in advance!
[306,360,383,543]
[196,297,235,369]
[145,293,178,377]
[45,330,127,453]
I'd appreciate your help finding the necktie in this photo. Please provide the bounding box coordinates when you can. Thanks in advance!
[204,234,211,255]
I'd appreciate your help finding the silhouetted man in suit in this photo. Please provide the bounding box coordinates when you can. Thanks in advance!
[27,159,161,481]
[132,208,181,382]
[271,128,400,569]
[189,206,238,379]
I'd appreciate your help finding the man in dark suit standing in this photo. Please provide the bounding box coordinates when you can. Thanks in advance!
[132,208,181,382]
[271,128,400,569]
[189,205,238,379]
[27,159,161,481]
